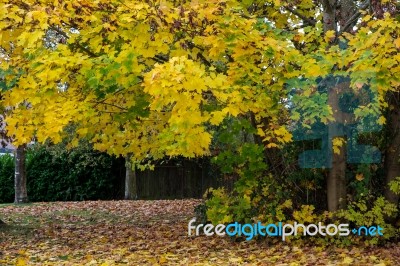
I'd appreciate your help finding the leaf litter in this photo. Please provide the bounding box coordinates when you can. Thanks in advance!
[0,200,399,265]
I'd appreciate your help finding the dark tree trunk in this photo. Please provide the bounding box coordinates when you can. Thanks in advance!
[249,113,285,176]
[384,92,400,205]
[124,155,137,200]
[14,144,28,204]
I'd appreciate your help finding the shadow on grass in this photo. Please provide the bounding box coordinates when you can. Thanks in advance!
[0,222,36,241]
[0,202,35,206]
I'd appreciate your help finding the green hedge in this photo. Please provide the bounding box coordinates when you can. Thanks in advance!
[0,145,124,203]
[0,154,14,203]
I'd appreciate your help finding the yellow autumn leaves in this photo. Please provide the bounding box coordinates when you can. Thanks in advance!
[143,56,232,156]
[0,0,399,162]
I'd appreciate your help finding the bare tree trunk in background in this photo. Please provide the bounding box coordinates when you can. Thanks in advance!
[14,144,28,204]
[384,92,400,205]
[125,155,137,200]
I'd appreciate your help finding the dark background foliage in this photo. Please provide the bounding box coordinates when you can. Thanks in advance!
[0,145,125,203]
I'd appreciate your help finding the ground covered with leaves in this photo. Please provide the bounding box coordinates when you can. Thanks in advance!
[0,200,399,265]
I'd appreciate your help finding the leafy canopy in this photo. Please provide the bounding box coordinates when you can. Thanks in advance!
[0,0,399,161]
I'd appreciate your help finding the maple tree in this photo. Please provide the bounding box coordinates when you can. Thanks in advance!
[0,0,399,216]
[0,0,293,159]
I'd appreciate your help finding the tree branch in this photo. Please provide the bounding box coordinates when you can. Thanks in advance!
[153,54,169,63]
[339,0,370,34]
[283,6,316,26]
[50,26,99,57]
[197,52,211,67]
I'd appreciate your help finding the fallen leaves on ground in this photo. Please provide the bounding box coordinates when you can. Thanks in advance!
[0,200,399,265]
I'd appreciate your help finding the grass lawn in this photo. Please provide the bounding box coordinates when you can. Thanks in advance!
[0,200,399,265]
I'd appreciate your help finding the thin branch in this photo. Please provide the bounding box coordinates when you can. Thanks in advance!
[152,54,169,64]
[91,98,129,110]
[283,6,316,26]
[98,102,128,111]
[339,0,370,34]
[50,26,99,57]
[197,52,211,67]
[99,110,128,114]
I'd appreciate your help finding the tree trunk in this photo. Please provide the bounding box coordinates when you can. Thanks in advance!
[14,144,28,204]
[322,0,356,211]
[249,113,285,176]
[322,0,337,33]
[327,80,353,211]
[384,92,400,205]
[326,138,347,211]
[124,155,137,200]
